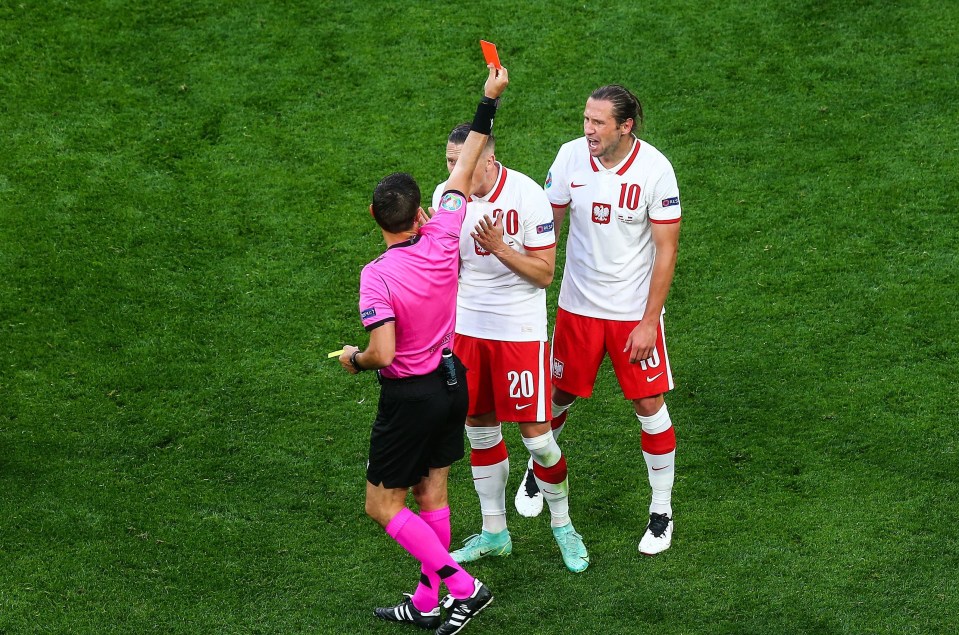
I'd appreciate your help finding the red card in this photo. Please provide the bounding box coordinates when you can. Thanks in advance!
[480,40,502,69]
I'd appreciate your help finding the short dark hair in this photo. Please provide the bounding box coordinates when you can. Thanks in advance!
[371,172,421,233]
[447,123,495,152]
[590,85,644,132]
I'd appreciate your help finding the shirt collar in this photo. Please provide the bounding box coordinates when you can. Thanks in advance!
[473,162,507,203]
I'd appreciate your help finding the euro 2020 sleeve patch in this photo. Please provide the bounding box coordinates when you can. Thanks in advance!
[439,192,465,212]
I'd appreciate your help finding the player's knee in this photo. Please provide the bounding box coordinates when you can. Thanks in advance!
[523,430,562,468]
[412,489,446,511]
[467,411,497,427]
[519,420,551,439]
[552,387,577,408]
[465,423,503,449]
[412,475,449,511]
[636,401,671,436]
[633,394,665,418]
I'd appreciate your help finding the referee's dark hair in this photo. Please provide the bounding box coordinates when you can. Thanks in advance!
[590,85,644,133]
[372,172,421,234]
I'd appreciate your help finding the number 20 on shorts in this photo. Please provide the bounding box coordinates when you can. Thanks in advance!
[507,370,534,398]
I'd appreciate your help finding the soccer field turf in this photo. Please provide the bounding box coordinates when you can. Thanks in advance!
[2,1,957,633]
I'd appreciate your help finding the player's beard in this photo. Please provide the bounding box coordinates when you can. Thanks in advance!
[591,132,628,163]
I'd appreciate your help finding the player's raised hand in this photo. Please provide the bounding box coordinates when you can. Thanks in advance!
[484,64,508,99]
[446,62,506,199]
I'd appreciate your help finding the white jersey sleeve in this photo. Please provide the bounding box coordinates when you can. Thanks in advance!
[646,158,682,224]
[544,142,574,208]
[519,186,555,251]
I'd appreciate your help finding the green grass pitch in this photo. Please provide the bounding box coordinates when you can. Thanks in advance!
[2,1,957,633]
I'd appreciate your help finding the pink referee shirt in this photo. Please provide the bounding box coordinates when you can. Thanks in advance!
[358,190,467,379]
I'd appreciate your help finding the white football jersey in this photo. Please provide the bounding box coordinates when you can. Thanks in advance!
[545,137,681,320]
[432,163,556,341]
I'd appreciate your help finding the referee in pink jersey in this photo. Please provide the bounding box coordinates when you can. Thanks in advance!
[338,64,508,635]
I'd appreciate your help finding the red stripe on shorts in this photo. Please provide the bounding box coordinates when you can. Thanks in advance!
[641,428,676,455]
[470,439,508,466]
[532,454,568,484]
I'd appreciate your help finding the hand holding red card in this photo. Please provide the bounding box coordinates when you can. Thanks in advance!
[480,40,502,69]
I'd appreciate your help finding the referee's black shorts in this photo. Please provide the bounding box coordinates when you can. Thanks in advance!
[367,356,468,489]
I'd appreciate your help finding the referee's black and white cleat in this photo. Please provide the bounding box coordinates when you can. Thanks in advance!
[514,467,544,517]
[435,579,493,635]
[638,512,673,556]
[373,594,441,630]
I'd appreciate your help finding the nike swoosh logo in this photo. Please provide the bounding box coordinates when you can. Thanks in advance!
[515,403,533,410]
[647,372,664,383]
[473,476,492,481]
[652,465,670,471]
[570,182,586,188]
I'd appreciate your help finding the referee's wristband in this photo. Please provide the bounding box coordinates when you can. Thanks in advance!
[349,350,365,372]
[470,96,499,135]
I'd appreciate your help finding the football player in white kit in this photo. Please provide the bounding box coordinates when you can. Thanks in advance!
[538,85,682,555]
[432,124,589,573]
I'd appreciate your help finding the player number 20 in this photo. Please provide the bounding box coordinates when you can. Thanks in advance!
[507,370,534,398]
[495,208,520,235]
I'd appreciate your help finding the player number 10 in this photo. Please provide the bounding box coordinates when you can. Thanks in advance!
[619,183,641,210]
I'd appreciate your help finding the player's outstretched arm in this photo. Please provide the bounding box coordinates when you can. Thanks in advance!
[445,65,508,196]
